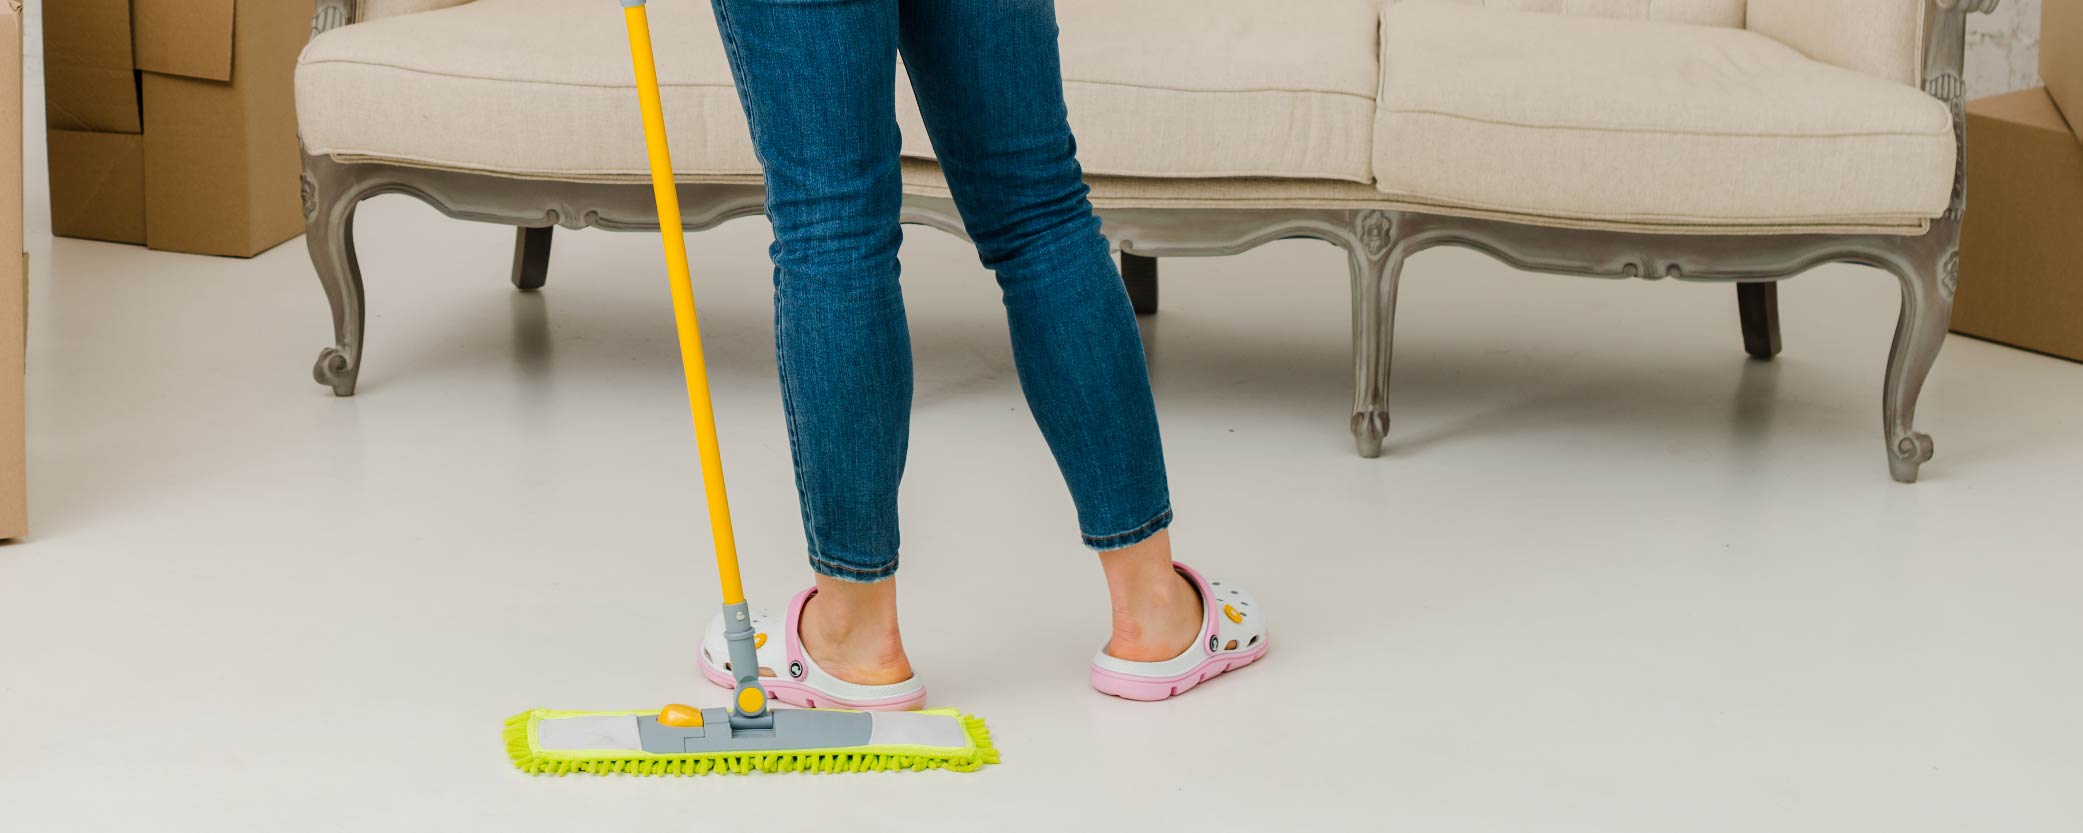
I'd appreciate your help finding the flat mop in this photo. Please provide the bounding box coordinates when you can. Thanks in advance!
[503,0,997,776]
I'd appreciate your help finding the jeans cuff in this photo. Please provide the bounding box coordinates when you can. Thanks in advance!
[1082,508,1174,552]
[808,551,899,584]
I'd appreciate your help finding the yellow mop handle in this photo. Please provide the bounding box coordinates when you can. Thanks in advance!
[623,4,746,608]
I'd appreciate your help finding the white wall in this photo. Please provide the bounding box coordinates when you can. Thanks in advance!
[1970,0,2045,98]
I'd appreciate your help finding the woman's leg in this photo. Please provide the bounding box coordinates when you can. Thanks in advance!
[709,0,913,680]
[896,0,1201,660]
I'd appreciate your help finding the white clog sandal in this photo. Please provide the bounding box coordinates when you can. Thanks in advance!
[1090,563,1268,701]
[699,587,928,711]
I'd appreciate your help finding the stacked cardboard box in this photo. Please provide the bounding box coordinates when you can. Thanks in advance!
[44,0,312,257]
[1955,0,2083,363]
[1,1,23,539]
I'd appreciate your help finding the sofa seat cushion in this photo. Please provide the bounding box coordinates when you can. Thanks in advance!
[898,0,1381,183]
[1374,2,1957,227]
[299,0,1380,184]
[299,0,761,179]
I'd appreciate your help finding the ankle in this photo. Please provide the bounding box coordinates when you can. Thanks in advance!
[799,578,913,685]
[1098,530,1179,595]
[807,573,898,626]
[1111,567,1196,616]
[1098,533,1204,662]
[802,597,899,641]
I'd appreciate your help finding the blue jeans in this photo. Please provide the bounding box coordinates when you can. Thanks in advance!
[709,0,1172,582]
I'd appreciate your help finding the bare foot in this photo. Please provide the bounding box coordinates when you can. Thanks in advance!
[1099,531,1203,662]
[796,575,915,686]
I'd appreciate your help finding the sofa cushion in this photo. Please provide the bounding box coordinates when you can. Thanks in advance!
[1746,0,1925,87]
[1374,2,1956,227]
[1428,0,1744,27]
[299,0,762,179]
[898,0,1381,183]
[300,0,1380,184]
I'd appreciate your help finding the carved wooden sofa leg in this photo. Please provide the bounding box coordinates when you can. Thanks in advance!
[1872,42,1974,484]
[1347,211,1398,458]
[1120,253,1158,315]
[512,226,554,291]
[1876,228,1957,484]
[303,153,372,397]
[1737,282,1782,360]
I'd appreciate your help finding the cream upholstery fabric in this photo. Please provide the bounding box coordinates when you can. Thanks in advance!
[1747,0,1925,87]
[1374,2,1954,226]
[302,0,1380,184]
[301,0,762,178]
[361,0,475,21]
[894,161,1929,236]
[898,0,1381,182]
[1429,0,1743,27]
[304,0,1949,232]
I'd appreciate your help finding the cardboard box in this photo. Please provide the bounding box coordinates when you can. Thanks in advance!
[46,129,143,245]
[2047,0,2082,143]
[0,2,26,539]
[1954,88,2083,364]
[43,0,312,257]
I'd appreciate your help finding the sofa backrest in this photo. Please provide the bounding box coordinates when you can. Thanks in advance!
[362,0,476,22]
[1747,0,1925,87]
[1428,0,1745,28]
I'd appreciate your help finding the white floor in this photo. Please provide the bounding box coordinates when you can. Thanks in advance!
[6,80,2083,833]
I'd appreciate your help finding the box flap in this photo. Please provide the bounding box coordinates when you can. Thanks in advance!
[42,0,141,133]
[1968,88,2079,138]
[133,0,237,82]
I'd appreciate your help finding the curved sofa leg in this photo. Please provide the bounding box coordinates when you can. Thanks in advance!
[1880,244,1956,483]
[1347,211,1399,458]
[512,226,554,291]
[303,154,368,397]
[1737,282,1782,360]
[1120,252,1158,315]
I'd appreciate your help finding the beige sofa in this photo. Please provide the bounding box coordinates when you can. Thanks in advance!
[296,0,1999,482]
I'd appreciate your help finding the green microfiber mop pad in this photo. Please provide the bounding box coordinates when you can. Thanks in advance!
[506,707,998,776]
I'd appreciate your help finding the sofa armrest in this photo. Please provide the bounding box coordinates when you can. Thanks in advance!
[1747,0,1998,88]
